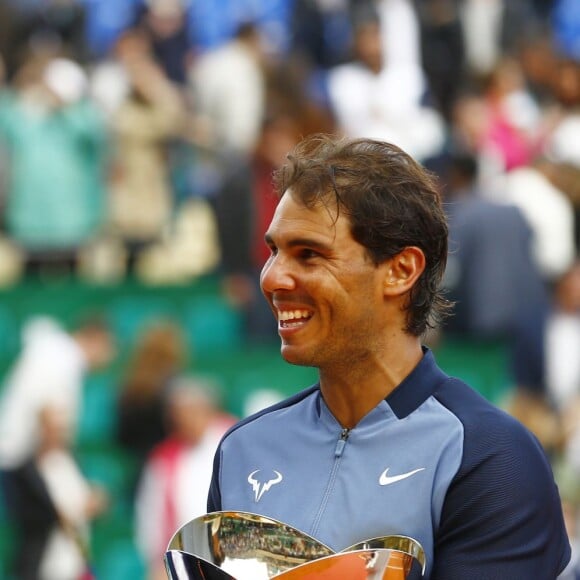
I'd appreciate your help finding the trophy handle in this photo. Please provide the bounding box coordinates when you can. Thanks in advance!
[343,535,426,575]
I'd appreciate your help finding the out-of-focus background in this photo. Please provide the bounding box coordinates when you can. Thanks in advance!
[0,0,578,578]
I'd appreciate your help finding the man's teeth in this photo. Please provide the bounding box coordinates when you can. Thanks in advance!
[278,310,311,322]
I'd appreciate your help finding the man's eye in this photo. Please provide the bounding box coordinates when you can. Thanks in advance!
[299,249,319,260]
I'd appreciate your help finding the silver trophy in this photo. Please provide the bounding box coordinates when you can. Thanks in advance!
[164,511,425,579]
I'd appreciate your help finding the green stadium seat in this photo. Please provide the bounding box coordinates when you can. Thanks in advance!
[77,373,118,446]
[107,296,178,352]
[433,338,511,404]
[183,296,243,355]
[92,539,146,580]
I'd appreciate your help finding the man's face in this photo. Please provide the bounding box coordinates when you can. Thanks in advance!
[260,190,387,370]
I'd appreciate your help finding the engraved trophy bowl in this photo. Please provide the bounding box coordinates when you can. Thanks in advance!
[164,512,426,580]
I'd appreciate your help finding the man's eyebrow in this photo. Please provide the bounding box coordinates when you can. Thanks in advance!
[264,233,332,251]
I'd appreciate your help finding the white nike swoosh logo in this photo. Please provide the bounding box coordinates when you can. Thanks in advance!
[379,467,425,486]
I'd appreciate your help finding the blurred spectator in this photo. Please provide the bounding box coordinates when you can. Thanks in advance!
[550,261,580,580]
[178,20,276,291]
[2,424,59,579]
[517,32,559,106]
[288,0,353,105]
[0,0,90,82]
[115,320,187,494]
[541,161,580,253]
[495,158,576,282]
[290,0,353,70]
[135,0,193,86]
[449,89,492,173]
[326,6,446,163]
[442,151,569,458]
[0,315,114,471]
[450,58,548,183]
[441,152,550,394]
[545,261,580,412]
[90,22,223,285]
[213,55,334,342]
[0,1,23,82]
[460,0,550,78]
[263,57,336,138]
[376,0,422,68]
[415,0,465,121]
[106,29,185,272]
[0,51,108,277]
[544,56,580,168]
[4,404,108,580]
[564,404,580,502]
[480,57,544,173]
[37,404,108,580]
[10,0,89,66]
[0,316,114,576]
[187,21,267,157]
[134,377,235,580]
[214,113,301,343]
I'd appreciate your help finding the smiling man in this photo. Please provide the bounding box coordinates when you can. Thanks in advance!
[207,134,571,578]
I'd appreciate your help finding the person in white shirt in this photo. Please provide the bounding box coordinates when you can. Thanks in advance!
[327,7,445,164]
[134,377,236,580]
[0,315,114,470]
[0,315,114,578]
[36,404,109,580]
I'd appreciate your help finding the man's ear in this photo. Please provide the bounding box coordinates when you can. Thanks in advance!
[382,246,426,297]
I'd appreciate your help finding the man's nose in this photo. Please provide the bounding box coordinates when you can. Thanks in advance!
[260,254,296,293]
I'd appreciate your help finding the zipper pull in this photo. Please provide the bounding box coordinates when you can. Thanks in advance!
[335,428,350,457]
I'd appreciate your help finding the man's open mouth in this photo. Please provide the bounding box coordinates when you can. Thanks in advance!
[278,310,313,328]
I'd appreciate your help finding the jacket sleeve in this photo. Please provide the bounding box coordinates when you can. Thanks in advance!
[431,403,571,579]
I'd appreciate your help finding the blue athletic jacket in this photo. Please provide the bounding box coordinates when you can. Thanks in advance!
[208,349,571,579]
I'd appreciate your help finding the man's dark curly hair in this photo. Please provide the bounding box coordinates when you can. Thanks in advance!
[273,133,452,336]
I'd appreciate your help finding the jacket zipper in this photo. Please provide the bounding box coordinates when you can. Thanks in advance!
[311,428,351,535]
[335,428,350,457]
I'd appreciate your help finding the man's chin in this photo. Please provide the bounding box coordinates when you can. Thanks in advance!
[280,344,317,368]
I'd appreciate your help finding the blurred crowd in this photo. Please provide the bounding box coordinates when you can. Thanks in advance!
[0,315,113,580]
[0,313,237,580]
[0,0,579,578]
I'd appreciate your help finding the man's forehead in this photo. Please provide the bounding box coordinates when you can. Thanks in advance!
[276,188,340,219]
[266,192,348,245]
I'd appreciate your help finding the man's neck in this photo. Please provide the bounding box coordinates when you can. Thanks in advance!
[318,338,424,429]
